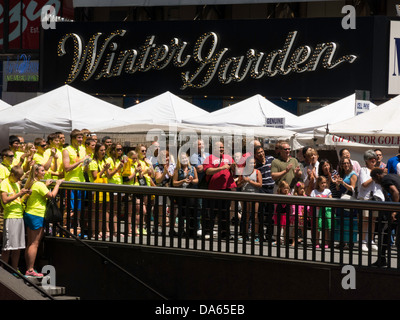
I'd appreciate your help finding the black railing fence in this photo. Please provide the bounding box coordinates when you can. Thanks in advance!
[47,182,400,269]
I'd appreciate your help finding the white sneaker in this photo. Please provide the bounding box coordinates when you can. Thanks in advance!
[371,242,378,251]
[197,229,202,236]
[204,234,210,240]
[362,243,369,252]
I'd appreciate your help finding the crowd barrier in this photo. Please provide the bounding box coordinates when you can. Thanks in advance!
[46,181,400,269]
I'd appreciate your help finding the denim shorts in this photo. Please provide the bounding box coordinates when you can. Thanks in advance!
[23,212,44,230]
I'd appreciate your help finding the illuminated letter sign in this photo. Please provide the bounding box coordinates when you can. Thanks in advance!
[57,30,357,90]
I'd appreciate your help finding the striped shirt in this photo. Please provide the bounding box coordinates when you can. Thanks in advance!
[255,155,275,188]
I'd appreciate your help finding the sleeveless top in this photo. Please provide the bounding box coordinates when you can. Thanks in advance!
[242,169,258,193]
[64,145,86,182]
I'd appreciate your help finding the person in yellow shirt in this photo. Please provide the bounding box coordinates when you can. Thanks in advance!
[62,129,90,234]
[83,138,96,182]
[55,132,66,151]
[106,143,124,185]
[88,143,111,238]
[0,149,15,241]
[32,138,47,166]
[23,164,63,278]
[0,166,31,272]
[122,150,139,236]
[0,149,15,182]
[21,143,37,174]
[9,136,25,168]
[43,133,63,180]
[62,130,89,183]
[105,143,125,237]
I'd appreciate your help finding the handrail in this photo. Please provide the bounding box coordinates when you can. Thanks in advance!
[0,259,55,300]
[53,223,168,300]
[53,181,400,212]
[46,181,400,271]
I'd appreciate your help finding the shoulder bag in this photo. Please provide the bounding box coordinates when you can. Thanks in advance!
[45,198,63,224]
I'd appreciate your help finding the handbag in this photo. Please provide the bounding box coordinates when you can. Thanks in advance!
[93,176,110,202]
[45,198,63,224]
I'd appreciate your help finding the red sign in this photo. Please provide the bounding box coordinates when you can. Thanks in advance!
[0,0,73,50]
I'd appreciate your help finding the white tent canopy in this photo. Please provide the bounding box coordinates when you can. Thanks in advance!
[100,121,297,138]
[286,94,377,134]
[124,91,209,124]
[0,99,11,111]
[314,94,400,149]
[0,85,130,134]
[183,94,298,128]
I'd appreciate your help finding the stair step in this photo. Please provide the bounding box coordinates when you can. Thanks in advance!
[54,295,80,300]
[41,285,66,296]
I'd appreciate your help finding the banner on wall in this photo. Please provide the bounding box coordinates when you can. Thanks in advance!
[325,133,400,148]
[0,0,73,50]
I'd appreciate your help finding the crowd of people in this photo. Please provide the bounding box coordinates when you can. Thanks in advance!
[1,128,400,274]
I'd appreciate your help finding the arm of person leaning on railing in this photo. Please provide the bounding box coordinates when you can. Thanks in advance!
[44,179,63,198]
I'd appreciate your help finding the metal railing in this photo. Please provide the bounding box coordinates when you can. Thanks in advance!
[46,181,400,270]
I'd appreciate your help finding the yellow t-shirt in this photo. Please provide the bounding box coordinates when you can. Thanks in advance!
[12,151,24,167]
[106,157,123,185]
[122,160,135,186]
[64,145,86,182]
[33,152,45,167]
[0,163,10,180]
[88,159,108,183]
[0,178,24,219]
[135,159,152,186]
[25,181,49,217]
[43,148,63,179]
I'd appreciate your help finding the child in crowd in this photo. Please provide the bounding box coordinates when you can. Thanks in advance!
[273,181,294,245]
[310,176,332,248]
[293,181,309,245]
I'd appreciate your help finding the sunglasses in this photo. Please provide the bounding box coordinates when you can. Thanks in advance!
[116,148,123,151]
[282,148,291,151]
[5,154,14,158]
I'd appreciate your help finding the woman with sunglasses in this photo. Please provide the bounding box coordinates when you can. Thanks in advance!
[89,143,111,238]
[0,149,15,182]
[106,143,125,238]
[134,144,155,235]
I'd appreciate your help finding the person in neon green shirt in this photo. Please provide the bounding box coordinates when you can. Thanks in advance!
[88,143,111,238]
[62,129,89,183]
[122,150,140,236]
[23,164,63,278]
[0,149,14,182]
[32,138,47,166]
[0,149,16,241]
[83,138,96,182]
[62,129,90,235]
[0,166,31,271]
[106,143,124,185]
[43,133,63,180]
[55,132,66,152]
[105,143,125,237]
[9,136,25,168]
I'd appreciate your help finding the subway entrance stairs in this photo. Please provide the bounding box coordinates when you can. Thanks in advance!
[0,261,79,300]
